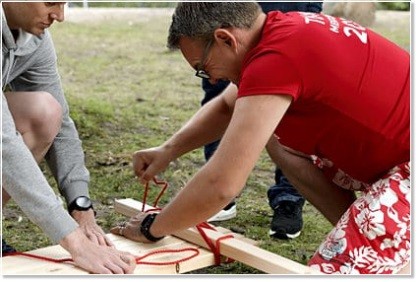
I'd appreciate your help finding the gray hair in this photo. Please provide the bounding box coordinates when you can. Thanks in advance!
[167,2,262,50]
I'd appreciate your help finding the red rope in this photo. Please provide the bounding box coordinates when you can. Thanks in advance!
[195,222,235,265]
[140,178,234,265]
[135,247,199,265]
[4,179,234,269]
[3,251,73,264]
[151,177,168,208]
[4,248,198,268]
[142,177,168,212]
[140,178,235,265]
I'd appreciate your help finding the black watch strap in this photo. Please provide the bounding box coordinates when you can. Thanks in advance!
[140,213,165,242]
[68,196,95,215]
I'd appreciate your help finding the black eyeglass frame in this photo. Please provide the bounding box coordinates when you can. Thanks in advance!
[195,39,214,79]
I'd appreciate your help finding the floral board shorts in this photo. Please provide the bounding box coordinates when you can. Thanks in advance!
[308,162,410,274]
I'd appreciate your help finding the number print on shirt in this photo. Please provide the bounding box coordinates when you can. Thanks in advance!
[341,18,368,44]
[299,12,368,44]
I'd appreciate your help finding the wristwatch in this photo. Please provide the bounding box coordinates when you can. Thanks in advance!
[140,213,165,242]
[68,196,94,214]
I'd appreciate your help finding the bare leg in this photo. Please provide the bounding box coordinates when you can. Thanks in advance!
[266,136,356,225]
[396,262,410,274]
[2,91,62,207]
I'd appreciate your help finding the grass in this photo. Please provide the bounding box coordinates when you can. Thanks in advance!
[2,9,410,275]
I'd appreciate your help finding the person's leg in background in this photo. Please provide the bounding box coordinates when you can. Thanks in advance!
[260,1,323,240]
[201,79,238,222]
[267,168,305,239]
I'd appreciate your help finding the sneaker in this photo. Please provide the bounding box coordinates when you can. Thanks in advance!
[269,200,303,239]
[207,202,237,222]
[2,239,16,256]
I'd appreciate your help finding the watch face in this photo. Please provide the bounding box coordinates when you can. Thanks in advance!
[75,196,92,208]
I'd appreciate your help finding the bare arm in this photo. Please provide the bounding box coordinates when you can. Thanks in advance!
[148,94,292,238]
[134,83,239,181]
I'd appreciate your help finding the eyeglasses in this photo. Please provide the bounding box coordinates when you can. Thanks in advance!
[195,39,214,79]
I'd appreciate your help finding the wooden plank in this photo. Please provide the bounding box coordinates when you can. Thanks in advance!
[114,198,321,274]
[215,226,258,246]
[113,198,258,246]
[1,232,215,275]
[1,245,84,275]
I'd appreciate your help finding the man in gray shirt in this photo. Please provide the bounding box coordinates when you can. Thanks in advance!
[2,2,135,274]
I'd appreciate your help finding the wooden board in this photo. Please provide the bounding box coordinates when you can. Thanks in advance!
[2,198,320,275]
[1,199,256,275]
[1,233,216,275]
[115,198,321,274]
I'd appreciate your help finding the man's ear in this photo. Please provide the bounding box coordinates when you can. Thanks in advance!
[214,28,238,52]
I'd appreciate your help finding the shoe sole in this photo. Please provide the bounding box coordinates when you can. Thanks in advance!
[207,206,237,222]
[268,229,301,239]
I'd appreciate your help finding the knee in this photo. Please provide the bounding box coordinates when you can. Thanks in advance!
[30,92,63,142]
[2,189,11,206]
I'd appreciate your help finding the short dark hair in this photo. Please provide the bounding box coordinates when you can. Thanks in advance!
[167,2,262,50]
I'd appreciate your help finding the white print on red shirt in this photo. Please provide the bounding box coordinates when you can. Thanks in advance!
[299,12,368,44]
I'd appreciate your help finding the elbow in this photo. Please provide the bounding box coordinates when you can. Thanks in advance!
[206,174,241,202]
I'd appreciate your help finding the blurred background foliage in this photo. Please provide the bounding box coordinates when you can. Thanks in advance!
[378,1,410,10]
[68,1,410,11]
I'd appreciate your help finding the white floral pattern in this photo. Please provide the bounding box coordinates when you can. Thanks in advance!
[355,207,385,240]
[309,162,410,274]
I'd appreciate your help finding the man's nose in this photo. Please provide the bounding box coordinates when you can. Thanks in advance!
[51,4,65,22]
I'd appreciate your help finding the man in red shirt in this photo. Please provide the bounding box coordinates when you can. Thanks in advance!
[113,2,410,274]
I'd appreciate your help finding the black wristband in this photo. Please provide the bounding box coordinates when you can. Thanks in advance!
[68,196,96,217]
[140,213,165,242]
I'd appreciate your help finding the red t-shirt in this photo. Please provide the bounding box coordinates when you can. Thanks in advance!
[238,12,410,184]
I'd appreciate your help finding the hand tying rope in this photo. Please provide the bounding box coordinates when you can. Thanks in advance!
[134,177,235,266]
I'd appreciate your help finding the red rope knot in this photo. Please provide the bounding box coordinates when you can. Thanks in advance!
[196,222,235,265]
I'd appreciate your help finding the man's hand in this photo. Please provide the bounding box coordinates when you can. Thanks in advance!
[110,213,153,243]
[71,209,114,247]
[60,228,136,274]
[132,146,172,182]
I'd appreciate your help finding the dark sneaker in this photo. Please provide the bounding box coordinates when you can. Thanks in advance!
[207,202,237,222]
[2,239,16,256]
[269,200,303,239]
